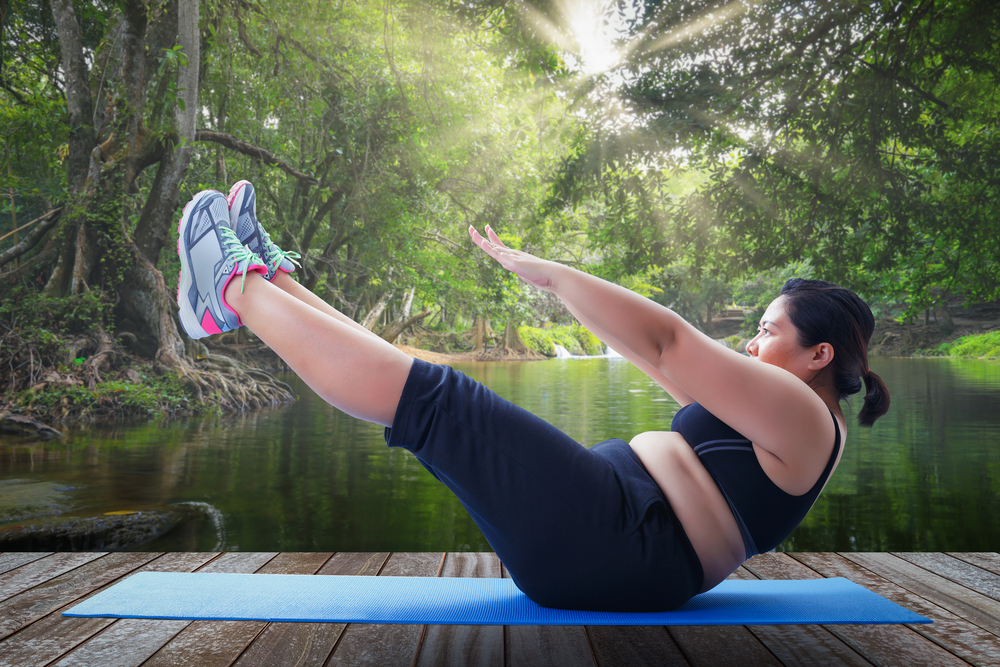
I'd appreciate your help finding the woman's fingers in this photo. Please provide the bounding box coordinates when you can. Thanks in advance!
[469,225,554,290]
[485,225,507,248]
[468,226,490,252]
[470,226,504,260]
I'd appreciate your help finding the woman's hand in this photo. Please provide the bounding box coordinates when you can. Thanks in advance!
[469,225,557,291]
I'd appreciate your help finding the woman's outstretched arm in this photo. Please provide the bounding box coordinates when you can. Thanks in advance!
[469,225,833,458]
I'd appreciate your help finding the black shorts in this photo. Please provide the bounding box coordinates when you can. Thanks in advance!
[385,359,704,611]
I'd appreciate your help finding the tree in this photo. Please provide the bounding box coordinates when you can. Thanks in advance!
[536,0,1000,315]
[1,0,298,406]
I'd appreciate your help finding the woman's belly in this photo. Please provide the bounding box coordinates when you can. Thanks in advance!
[629,430,747,592]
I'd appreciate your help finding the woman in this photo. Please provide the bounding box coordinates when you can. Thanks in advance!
[177,183,889,611]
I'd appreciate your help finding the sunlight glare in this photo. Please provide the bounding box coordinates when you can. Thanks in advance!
[518,0,630,76]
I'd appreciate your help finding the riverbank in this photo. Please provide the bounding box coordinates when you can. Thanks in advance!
[4,317,998,431]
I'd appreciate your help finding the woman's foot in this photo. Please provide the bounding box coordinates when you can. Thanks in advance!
[227,180,301,281]
[176,190,268,339]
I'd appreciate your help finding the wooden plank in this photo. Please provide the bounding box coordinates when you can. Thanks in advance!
[740,554,887,667]
[198,551,280,574]
[0,552,217,667]
[665,566,782,667]
[42,553,271,667]
[232,552,390,667]
[894,553,1000,604]
[140,552,318,667]
[841,552,1000,639]
[48,619,192,667]
[326,552,445,667]
[793,552,1000,667]
[0,552,105,603]
[415,552,503,667]
[502,564,596,667]
[0,552,158,641]
[948,553,1000,578]
[586,626,689,667]
[0,552,51,576]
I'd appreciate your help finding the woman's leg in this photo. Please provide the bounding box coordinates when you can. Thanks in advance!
[224,271,412,426]
[270,271,383,341]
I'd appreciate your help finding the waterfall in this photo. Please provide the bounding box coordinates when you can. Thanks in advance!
[550,343,625,359]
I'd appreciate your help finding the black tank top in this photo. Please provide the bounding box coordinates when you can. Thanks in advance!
[671,402,841,559]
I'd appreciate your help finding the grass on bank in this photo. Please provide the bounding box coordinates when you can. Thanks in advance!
[11,373,212,422]
[0,289,212,422]
[518,323,605,357]
[937,331,1000,359]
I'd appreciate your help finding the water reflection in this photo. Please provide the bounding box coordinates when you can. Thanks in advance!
[0,357,997,552]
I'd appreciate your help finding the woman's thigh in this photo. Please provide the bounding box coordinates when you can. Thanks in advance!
[385,360,702,610]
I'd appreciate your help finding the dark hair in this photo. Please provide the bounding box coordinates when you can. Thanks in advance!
[779,278,890,426]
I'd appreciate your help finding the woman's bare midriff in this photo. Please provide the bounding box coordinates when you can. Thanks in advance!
[629,431,747,592]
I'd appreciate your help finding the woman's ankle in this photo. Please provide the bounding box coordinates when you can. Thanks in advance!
[223,269,262,318]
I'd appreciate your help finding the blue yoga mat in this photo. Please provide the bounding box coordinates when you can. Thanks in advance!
[64,572,929,626]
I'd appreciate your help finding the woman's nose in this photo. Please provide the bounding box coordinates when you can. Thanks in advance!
[746,336,759,356]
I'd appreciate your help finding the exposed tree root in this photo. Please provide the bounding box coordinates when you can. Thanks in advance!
[0,314,294,421]
[474,345,546,361]
[174,352,294,412]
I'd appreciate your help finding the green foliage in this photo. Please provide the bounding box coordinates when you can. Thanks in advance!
[731,261,816,335]
[938,332,1000,359]
[5,0,1000,368]
[518,323,604,356]
[722,335,744,350]
[159,0,572,331]
[0,286,112,335]
[545,0,1000,317]
[12,372,202,421]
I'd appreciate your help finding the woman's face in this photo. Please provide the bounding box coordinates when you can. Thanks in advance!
[745,297,824,382]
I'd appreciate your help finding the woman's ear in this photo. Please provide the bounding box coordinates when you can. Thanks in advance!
[808,343,835,371]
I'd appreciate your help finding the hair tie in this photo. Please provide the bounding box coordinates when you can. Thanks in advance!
[862,367,871,377]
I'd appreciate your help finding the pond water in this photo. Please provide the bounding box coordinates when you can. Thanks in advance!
[1,357,998,553]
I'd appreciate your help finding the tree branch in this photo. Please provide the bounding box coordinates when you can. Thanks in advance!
[859,59,950,109]
[0,208,62,268]
[195,129,319,184]
[234,4,262,58]
[0,207,63,243]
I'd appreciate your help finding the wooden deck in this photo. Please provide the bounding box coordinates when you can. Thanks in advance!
[0,552,998,666]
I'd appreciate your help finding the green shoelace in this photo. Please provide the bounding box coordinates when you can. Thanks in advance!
[261,228,302,274]
[220,226,264,292]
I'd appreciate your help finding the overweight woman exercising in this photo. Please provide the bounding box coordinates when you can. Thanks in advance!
[177,183,889,611]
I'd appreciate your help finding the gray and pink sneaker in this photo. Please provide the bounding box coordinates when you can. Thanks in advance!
[227,180,301,282]
[176,190,268,339]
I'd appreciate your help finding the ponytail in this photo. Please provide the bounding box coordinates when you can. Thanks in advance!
[858,369,890,427]
[780,279,891,427]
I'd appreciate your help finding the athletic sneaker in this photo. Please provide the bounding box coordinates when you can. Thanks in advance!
[227,180,301,282]
[177,190,268,339]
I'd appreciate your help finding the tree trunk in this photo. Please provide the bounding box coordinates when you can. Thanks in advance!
[476,320,544,360]
[380,311,430,344]
[379,288,424,343]
[302,224,349,292]
[502,321,532,355]
[49,0,95,193]
[361,291,392,331]
[132,0,199,267]
[936,299,954,333]
[471,316,487,353]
